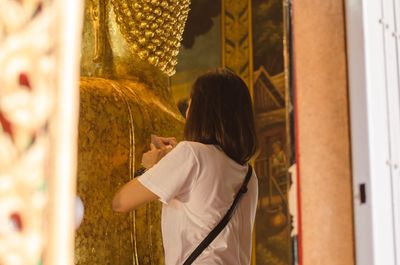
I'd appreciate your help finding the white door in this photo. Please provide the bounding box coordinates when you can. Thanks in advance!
[345,0,400,264]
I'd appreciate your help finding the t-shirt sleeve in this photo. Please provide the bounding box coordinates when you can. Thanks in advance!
[137,141,199,204]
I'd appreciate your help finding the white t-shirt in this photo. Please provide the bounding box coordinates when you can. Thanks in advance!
[138,141,258,265]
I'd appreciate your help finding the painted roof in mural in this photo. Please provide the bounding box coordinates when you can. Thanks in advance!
[253,66,286,113]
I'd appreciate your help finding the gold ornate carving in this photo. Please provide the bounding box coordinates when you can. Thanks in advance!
[91,0,104,62]
[221,0,253,90]
[110,0,190,76]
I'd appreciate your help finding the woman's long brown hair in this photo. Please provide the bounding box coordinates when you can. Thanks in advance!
[184,68,258,165]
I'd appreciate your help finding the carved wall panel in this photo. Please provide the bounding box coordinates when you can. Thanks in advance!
[221,0,253,89]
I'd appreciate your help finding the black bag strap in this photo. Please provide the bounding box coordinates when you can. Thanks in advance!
[182,165,253,265]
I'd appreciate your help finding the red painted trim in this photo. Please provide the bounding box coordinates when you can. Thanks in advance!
[294,73,303,265]
[292,1,303,264]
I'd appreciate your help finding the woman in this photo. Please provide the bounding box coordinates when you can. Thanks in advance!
[112,68,258,265]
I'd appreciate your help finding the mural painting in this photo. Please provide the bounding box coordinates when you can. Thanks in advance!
[252,1,296,265]
[170,0,221,115]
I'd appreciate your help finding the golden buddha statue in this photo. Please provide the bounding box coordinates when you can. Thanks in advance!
[75,0,190,264]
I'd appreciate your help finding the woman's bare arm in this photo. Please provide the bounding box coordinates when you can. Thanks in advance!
[112,179,158,212]
[112,142,173,212]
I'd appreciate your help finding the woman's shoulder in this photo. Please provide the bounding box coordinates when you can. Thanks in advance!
[177,141,215,153]
[176,141,218,161]
[172,141,200,158]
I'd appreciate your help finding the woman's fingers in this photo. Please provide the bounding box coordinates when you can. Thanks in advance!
[162,137,177,147]
[151,134,177,148]
[141,136,176,169]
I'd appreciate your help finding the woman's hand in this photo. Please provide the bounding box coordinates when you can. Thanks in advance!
[141,143,172,169]
[151,134,178,148]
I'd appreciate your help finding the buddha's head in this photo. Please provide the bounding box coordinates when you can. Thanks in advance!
[80,0,190,94]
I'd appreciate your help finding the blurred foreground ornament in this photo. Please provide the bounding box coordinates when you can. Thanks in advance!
[0,0,83,265]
